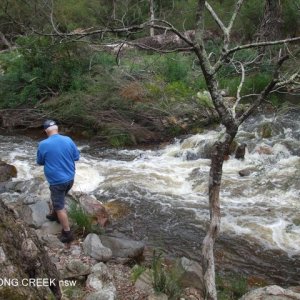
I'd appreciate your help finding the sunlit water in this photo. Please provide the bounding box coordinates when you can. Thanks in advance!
[1,108,300,282]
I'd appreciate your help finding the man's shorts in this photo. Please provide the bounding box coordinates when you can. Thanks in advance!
[50,180,74,211]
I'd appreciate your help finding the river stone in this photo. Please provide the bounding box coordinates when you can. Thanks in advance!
[239,167,258,177]
[100,235,144,259]
[83,233,112,262]
[16,198,49,228]
[0,160,17,182]
[239,285,300,300]
[179,257,204,291]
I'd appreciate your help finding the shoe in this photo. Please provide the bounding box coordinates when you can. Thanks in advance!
[59,230,74,243]
[46,211,60,223]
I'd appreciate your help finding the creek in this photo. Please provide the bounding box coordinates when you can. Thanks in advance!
[1,108,300,285]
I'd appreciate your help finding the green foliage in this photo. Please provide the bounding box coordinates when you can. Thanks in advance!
[0,36,89,108]
[217,273,248,300]
[68,202,93,236]
[151,250,183,300]
[106,128,134,148]
[131,265,146,283]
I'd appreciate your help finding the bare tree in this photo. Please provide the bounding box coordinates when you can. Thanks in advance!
[149,0,155,36]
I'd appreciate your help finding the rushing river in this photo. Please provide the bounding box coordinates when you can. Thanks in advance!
[1,108,300,285]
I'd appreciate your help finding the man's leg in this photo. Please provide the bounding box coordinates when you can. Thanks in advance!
[56,209,70,231]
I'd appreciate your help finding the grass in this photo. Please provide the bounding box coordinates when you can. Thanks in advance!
[68,202,103,236]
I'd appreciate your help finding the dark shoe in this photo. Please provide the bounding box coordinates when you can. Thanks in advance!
[46,211,60,223]
[59,230,74,243]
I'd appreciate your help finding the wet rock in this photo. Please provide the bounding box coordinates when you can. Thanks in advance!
[0,160,17,182]
[239,285,300,300]
[235,143,247,160]
[239,168,258,177]
[72,192,109,227]
[100,235,145,259]
[257,122,273,138]
[83,234,112,262]
[179,257,204,292]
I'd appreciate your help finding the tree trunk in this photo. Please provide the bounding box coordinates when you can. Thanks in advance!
[149,0,155,37]
[257,0,282,41]
[201,132,235,300]
[0,199,62,299]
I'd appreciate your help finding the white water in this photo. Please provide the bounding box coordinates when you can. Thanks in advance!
[1,110,300,257]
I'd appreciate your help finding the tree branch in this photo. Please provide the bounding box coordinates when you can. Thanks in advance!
[237,54,290,125]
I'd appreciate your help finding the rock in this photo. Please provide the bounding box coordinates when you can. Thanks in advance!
[72,192,109,227]
[21,238,38,259]
[135,269,154,295]
[0,160,17,182]
[39,233,64,249]
[16,198,49,228]
[239,167,258,177]
[148,293,168,300]
[83,234,112,262]
[255,145,273,155]
[235,143,247,160]
[100,235,145,259]
[91,262,113,280]
[66,259,91,275]
[40,221,62,235]
[84,283,117,300]
[179,257,204,292]
[0,246,6,263]
[239,285,300,300]
[86,273,104,290]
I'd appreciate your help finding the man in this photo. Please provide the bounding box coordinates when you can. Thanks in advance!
[37,120,80,243]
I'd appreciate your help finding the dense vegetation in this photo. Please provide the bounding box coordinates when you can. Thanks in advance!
[0,0,299,145]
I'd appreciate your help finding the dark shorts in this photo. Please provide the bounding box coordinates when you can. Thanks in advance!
[50,180,74,211]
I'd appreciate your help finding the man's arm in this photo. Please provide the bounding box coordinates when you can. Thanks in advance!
[36,146,45,165]
[72,142,80,161]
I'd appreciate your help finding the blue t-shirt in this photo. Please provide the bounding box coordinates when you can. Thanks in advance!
[37,134,80,185]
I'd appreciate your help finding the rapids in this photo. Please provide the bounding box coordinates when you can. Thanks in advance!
[1,108,300,285]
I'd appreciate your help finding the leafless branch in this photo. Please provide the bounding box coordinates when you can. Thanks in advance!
[232,61,245,118]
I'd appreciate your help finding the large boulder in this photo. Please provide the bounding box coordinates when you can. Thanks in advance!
[71,192,109,227]
[239,285,300,300]
[83,233,112,262]
[100,235,145,259]
[0,160,17,182]
[0,198,61,299]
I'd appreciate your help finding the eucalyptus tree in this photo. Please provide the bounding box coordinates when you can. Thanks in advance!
[1,1,300,299]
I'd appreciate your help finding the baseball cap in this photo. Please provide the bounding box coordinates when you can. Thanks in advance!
[43,120,57,130]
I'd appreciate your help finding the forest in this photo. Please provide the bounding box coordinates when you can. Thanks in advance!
[0,0,299,145]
